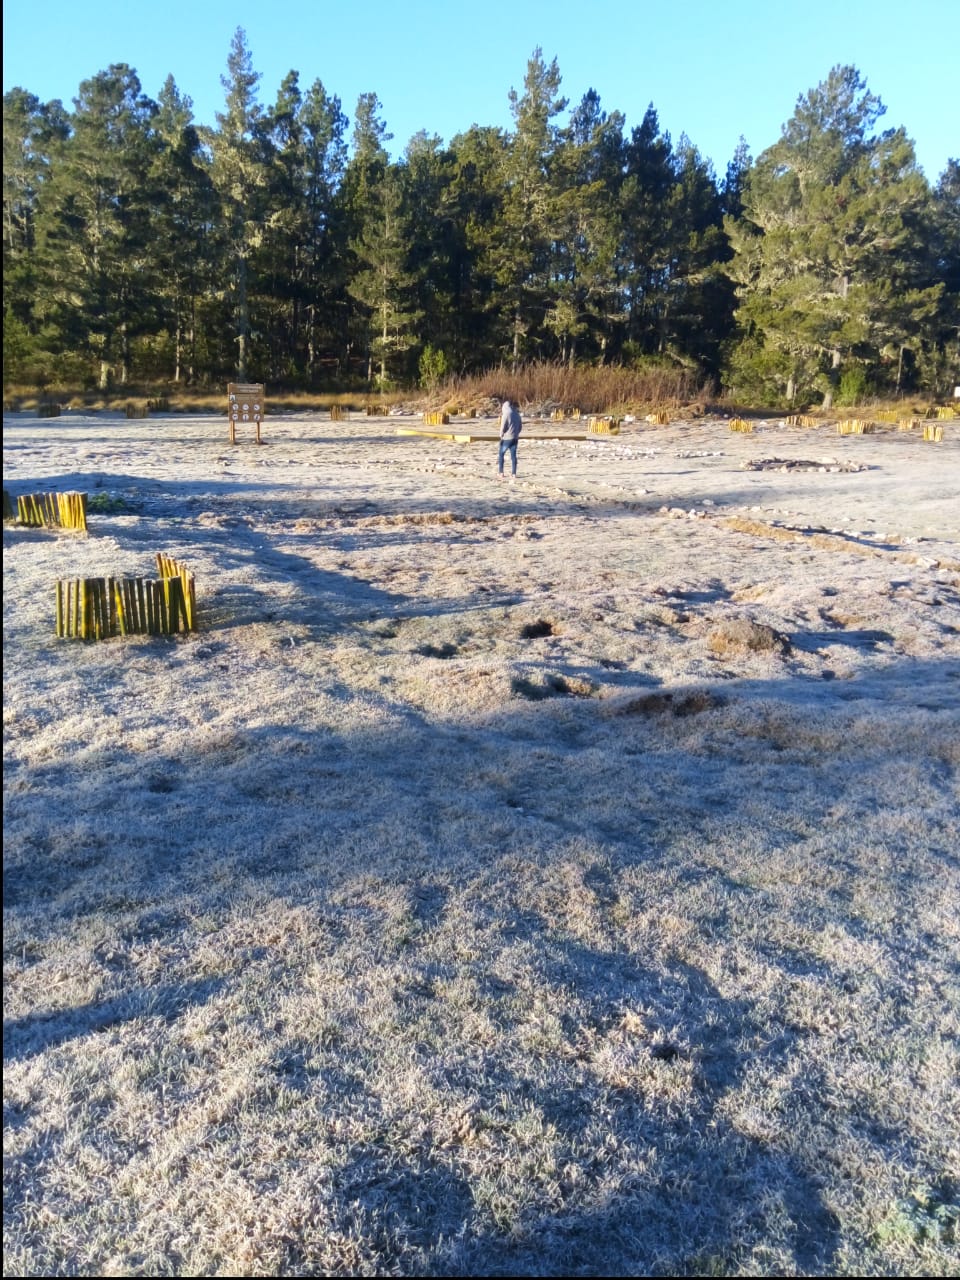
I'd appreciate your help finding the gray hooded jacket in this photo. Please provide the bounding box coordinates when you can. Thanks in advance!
[499,400,522,441]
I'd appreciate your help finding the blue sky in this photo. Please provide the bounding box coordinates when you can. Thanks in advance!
[3,0,957,182]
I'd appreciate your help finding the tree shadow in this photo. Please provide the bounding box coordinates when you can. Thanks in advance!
[3,650,957,1274]
[3,976,226,1064]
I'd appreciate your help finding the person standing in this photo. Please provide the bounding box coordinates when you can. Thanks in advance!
[498,398,522,480]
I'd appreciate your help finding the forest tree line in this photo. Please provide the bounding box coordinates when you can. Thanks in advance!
[3,31,958,406]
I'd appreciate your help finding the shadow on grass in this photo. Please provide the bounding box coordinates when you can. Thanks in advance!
[3,977,226,1064]
[3,655,958,1274]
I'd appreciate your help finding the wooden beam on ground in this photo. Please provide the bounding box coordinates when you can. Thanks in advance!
[395,427,593,443]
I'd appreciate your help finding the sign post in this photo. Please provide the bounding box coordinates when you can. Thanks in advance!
[227,383,265,444]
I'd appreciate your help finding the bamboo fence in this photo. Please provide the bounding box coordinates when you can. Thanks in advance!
[15,491,88,531]
[55,554,196,640]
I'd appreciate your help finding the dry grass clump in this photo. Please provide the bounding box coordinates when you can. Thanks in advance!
[437,360,710,416]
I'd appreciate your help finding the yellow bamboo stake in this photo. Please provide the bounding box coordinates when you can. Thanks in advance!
[114,580,126,636]
[155,581,168,635]
[163,578,176,633]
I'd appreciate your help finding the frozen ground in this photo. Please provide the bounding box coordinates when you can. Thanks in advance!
[3,409,959,1275]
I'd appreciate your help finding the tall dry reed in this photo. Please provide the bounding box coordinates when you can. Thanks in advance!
[440,361,712,414]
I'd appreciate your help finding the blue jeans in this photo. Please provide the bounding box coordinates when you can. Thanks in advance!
[498,438,518,475]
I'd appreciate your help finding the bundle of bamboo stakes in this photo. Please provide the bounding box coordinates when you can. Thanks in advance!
[56,554,196,640]
[329,404,348,420]
[785,414,818,427]
[644,410,670,424]
[923,424,944,442]
[837,419,875,435]
[729,417,753,433]
[588,416,621,434]
[16,491,88,531]
[423,411,450,426]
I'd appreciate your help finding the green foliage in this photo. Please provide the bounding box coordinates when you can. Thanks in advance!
[874,1185,958,1249]
[4,46,954,396]
[418,343,448,390]
[836,365,869,406]
[725,66,949,405]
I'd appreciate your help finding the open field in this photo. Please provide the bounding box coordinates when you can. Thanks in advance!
[4,407,960,1276]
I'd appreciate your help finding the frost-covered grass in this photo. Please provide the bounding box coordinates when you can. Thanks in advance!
[4,411,959,1275]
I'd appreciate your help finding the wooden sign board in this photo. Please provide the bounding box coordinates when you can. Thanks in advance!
[227,383,265,444]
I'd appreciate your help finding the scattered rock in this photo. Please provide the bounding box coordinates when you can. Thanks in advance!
[707,619,792,657]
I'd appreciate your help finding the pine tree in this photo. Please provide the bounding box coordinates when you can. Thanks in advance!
[496,48,567,370]
[207,28,273,380]
[347,163,422,388]
[617,105,676,359]
[2,88,69,383]
[726,66,941,405]
[152,76,217,383]
[548,89,625,364]
[33,65,161,388]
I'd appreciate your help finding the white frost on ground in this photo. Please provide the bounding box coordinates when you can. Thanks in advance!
[3,410,960,1277]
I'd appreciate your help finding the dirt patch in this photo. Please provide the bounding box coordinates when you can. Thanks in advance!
[610,689,724,718]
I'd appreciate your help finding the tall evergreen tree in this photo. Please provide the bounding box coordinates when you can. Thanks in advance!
[617,105,676,359]
[34,65,160,387]
[339,93,393,380]
[445,124,509,368]
[496,48,567,369]
[348,162,422,388]
[548,90,625,364]
[726,66,941,404]
[208,28,273,380]
[151,76,217,383]
[2,88,69,383]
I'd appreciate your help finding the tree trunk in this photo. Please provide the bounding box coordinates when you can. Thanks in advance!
[236,256,249,381]
[186,298,195,385]
[307,303,316,379]
[786,375,796,404]
[98,360,111,391]
[119,323,129,386]
[822,347,841,410]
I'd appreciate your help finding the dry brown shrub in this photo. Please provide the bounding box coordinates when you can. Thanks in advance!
[439,361,710,416]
